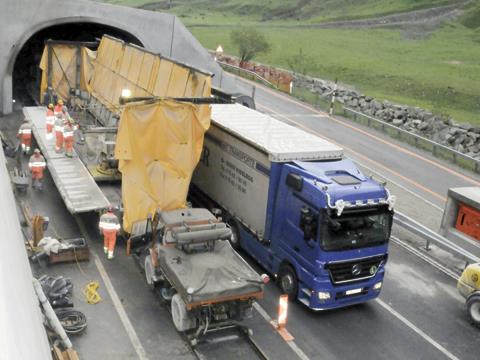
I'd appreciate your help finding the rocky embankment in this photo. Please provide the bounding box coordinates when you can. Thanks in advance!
[294,74,480,159]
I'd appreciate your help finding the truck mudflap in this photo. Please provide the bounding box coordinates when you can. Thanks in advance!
[158,240,264,305]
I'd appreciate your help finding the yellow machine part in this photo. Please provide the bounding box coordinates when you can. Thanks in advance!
[458,263,480,297]
[115,99,211,233]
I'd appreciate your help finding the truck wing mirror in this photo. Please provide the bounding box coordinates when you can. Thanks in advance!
[286,173,303,191]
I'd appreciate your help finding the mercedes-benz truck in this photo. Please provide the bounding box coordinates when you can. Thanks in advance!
[191,104,395,310]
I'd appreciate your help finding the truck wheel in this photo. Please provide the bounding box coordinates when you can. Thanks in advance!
[466,294,480,328]
[228,220,241,250]
[278,265,298,299]
[171,294,196,332]
[144,255,156,291]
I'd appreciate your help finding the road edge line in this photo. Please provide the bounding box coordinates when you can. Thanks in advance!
[375,298,459,360]
[76,215,149,360]
[252,302,310,360]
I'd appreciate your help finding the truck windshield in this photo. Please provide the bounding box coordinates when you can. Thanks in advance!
[321,209,392,251]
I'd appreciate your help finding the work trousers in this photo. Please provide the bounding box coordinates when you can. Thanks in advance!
[46,123,54,139]
[21,135,32,153]
[64,136,74,156]
[55,131,63,152]
[103,230,117,252]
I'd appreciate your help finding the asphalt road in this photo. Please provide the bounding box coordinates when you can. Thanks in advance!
[225,74,480,359]
[228,73,480,207]
[5,75,480,360]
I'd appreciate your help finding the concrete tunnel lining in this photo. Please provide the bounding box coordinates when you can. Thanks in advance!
[1,0,249,115]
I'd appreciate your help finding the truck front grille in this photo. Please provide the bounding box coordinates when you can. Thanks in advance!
[325,255,386,285]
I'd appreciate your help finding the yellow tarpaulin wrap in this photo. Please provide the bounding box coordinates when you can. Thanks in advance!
[115,100,211,233]
[91,35,212,112]
[39,45,96,102]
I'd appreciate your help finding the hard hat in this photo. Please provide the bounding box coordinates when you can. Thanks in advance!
[48,103,54,109]
[34,148,40,154]
[58,99,64,105]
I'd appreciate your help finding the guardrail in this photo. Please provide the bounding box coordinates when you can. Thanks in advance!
[343,107,480,174]
[394,211,480,264]
[217,61,276,89]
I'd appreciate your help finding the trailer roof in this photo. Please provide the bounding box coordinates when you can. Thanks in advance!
[211,104,343,162]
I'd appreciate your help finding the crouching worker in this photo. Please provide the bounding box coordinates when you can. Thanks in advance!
[99,206,120,260]
[29,149,46,190]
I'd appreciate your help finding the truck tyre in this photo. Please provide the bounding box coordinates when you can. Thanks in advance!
[278,265,298,299]
[466,294,480,328]
[144,254,156,291]
[171,294,196,332]
[228,220,241,250]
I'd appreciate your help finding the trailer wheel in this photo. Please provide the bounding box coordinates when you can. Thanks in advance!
[144,255,156,291]
[278,265,298,299]
[228,220,241,250]
[467,294,480,328]
[171,294,196,332]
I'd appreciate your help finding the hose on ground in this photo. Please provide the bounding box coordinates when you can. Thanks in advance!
[54,309,87,335]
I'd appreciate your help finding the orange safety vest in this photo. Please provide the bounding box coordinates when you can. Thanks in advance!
[99,212,120,233]
[46,109,55,125]
[28,154,46,173]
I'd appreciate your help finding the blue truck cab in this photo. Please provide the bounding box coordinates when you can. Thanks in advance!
[192,104,395,310]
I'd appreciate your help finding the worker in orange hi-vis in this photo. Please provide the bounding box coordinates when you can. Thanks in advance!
[54,99,68,117]
[28,149,46,190]
[99,206,121,260]
[63,118,78,158]
[54,113,65,153]
[45,103,55,140]
[17,118,32,155]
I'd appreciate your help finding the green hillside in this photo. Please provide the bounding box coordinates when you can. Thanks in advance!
[96,0,480,125]
[99,0,464,24]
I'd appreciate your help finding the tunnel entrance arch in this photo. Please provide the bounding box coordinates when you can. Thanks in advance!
[9,21,143,109]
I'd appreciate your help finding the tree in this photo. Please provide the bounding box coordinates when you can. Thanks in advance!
[230,28,271,66]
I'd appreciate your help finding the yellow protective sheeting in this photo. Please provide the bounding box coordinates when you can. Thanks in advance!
[90,36,212,112]
[39,45,96,102]
[115,100,211,233]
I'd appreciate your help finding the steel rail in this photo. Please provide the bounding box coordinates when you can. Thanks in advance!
[343,107,480,174]
[394,211,480,264]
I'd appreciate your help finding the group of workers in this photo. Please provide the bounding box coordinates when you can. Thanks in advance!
[17,99,120,259]
[17,99,78,191]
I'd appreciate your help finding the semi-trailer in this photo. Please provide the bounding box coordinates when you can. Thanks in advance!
[191,103,395,310]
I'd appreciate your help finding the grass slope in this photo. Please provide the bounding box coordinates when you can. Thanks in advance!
[96,0,480,125]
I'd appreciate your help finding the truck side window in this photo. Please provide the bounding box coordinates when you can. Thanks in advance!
[299,207,318,241]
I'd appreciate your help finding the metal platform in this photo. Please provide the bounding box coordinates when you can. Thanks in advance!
[23,106,109,213]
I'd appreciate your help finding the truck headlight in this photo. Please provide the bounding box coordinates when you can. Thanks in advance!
[373,282,382,290]
[318,292,331,300]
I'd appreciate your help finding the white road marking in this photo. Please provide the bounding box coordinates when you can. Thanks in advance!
[252,302,310,360]
[375,298,460,360]
[93,254,149,360]
[76,216,148,360]
[353,161,445,211]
